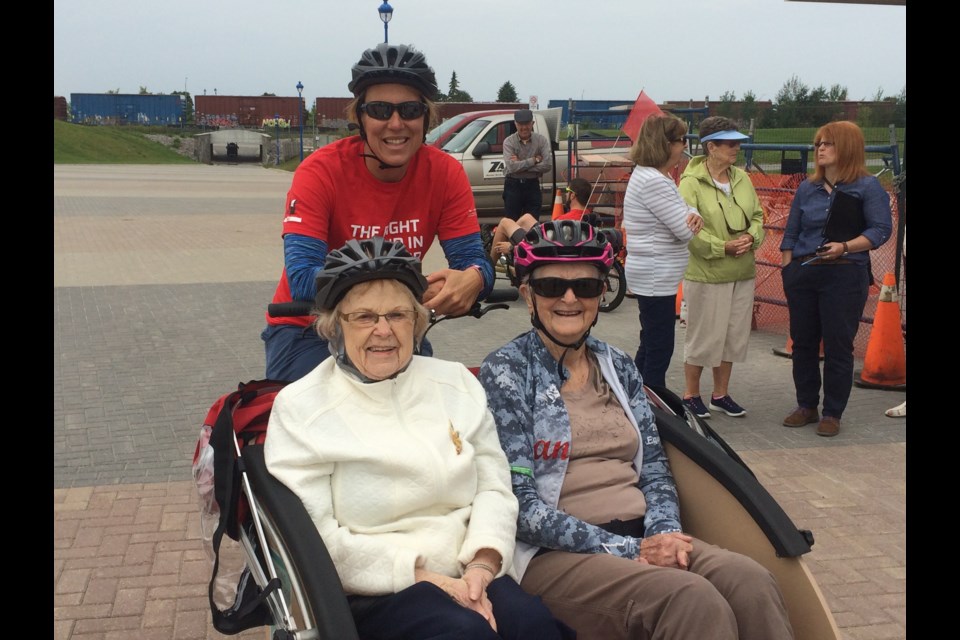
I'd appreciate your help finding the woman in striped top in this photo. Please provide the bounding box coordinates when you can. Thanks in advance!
[622,114,702,388]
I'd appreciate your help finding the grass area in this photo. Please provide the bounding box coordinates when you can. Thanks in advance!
[748,127,905,171]
[570,125,904,147]
[53,119,308,171]
[278,157,301,172]
[54,120,199,165]
[569,124,905,183]
[54,118,903,182]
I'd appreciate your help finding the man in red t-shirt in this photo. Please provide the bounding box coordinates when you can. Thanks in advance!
[489,178,595,261]
[554,177,593,221]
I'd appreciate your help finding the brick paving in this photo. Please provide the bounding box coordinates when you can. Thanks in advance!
[54,165,906,640]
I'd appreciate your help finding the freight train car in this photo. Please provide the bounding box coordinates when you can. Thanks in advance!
[437,102,527,120]
[546,99,636,128]
[70,93,184,126]
[195,95,305,129]
[314,97,353,129]
[54,96,69,121]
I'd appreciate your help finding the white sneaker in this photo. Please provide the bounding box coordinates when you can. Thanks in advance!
[884,401,906,418]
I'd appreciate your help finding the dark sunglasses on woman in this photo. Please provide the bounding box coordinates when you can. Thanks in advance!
[360,101,428,121]
[529,277,605,299]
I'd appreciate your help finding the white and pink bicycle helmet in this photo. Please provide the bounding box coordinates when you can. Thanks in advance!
[513,220,615,281]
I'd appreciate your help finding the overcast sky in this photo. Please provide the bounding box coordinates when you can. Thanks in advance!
[53,1,906,106]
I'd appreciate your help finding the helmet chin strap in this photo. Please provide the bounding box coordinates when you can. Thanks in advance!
[359,152,403,170]
[335,344,410,383]
[359,142,404,171]
[351,121,404,170]
[354,115,428,170]
[529,297,597,383]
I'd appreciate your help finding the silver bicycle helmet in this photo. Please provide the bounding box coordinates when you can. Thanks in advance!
[348,43,438,100]
[315,237,428,310]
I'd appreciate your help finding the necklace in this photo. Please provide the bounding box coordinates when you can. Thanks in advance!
[706,159,729,183]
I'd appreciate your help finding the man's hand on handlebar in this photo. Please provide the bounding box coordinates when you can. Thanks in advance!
[423,268,484,317]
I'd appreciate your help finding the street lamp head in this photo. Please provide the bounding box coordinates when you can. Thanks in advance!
[378,1,393,23]
[295,83,305,161]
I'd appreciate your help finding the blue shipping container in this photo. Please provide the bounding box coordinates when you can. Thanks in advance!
[547,99,635,128]
[70,93,184,126]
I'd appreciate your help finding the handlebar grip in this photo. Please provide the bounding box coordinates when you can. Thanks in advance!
[269,289,517,319]
[484,288,520,303]
[268,300,315,318]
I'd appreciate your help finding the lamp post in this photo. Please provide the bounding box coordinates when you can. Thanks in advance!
[274,113,281,166]
[296,81,304,162]
[378,1,393,43]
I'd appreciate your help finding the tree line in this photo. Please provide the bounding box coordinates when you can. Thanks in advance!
[433,71,519,103]
[714,75,906,128]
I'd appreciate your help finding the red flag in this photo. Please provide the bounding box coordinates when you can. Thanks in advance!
[620,90,665,141]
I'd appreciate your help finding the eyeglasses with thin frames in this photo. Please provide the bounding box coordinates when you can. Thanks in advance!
[360,101,428,121]
[339,309,417,327]
[813,141,835,149]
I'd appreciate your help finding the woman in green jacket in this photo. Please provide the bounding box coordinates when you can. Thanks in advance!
[677,116,765,420]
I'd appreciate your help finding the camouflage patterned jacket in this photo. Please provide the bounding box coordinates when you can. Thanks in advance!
[478,329,683,580]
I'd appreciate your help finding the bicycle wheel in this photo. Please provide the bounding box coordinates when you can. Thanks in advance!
[600,260,626,312]
[241,445,360,640]
[480,223,496,261]
[240,505,317,638]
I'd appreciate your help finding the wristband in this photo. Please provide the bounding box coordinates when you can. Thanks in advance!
[463,562,497,576]
[467,264,484,284]
[842,242,849,256]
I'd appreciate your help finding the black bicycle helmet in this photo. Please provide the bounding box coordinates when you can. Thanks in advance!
[348,43,438,101]
[315,237,428,310]
[513,220,615,282]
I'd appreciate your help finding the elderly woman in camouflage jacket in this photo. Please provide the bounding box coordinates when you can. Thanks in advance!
[478,220,794,640]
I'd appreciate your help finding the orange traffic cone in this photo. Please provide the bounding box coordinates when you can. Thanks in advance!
[855,272,906,390]
[551,189,564,220]
[772,336,824,359]
[675,282,683,318]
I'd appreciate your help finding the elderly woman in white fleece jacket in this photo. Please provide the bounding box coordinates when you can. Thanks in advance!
[264,237,573,640]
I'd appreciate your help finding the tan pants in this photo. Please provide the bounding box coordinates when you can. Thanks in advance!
[683,279,755,367]
[520,538,793,640]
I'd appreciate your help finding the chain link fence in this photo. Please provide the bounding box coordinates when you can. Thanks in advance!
[613,149,906,359]
[750,171,905,358]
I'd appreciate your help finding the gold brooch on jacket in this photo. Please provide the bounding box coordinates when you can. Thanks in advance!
[449,420,462,455]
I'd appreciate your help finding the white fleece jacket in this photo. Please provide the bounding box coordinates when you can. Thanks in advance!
[264,355,519,596]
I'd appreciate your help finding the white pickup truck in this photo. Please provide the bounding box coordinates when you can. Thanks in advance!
[429,107,635,225]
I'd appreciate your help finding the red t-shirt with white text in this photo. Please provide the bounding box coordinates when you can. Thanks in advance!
[267,136,479,327]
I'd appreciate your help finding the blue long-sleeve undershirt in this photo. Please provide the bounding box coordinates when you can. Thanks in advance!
[284,234,328,302]
[283,232,494,302]
[438,233,494,300]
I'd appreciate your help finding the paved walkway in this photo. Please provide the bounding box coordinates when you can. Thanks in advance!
[54,165,906,640]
